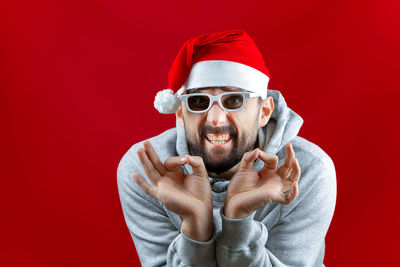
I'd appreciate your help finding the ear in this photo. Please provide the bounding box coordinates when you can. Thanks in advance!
[175,106,184,127]
[258,96,274,128]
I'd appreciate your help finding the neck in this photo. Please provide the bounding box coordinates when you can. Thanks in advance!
[208,163,240,180]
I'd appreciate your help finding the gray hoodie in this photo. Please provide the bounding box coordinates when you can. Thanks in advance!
[117,89,337,267]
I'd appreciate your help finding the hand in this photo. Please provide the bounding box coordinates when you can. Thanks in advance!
[224,143,301,219]
[131,140,213,241]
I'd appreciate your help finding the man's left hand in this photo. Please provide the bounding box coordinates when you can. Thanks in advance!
[224,143,301,219]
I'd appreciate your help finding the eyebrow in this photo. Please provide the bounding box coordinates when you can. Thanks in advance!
[187,86,247,94]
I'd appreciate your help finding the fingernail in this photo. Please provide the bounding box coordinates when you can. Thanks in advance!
[189,156,196,163]
[180,156,187,163]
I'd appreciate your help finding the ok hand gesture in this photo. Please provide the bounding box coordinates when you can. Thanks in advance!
[131,140,213,241]
[224,143,301,219]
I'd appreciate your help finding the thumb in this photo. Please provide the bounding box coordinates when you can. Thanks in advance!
[187,156,208,178]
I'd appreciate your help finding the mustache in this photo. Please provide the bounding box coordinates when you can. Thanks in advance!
[199,124,237,138]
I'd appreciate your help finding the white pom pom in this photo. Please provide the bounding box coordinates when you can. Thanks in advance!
[154,89,180,114]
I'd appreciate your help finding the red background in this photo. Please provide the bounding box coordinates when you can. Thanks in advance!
[1,0,399,266]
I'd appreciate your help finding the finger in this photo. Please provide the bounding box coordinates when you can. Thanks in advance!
[258,151,278,170]
[137,147,161,183]
[284,182,299,204]
[277,143,295,178]
[164,156,188,172]
[238,149,260,171]
[187,156,208,178]
[289,158,301,183]
[284,142,295,167]
[287,142,295,157]
[143,140,167,175]
[131,173,158,199]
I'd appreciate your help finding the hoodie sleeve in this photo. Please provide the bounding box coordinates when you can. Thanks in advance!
[117,152,217,267]
[215,155,337,267]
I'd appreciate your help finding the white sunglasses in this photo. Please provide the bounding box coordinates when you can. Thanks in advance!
[178,92,260,113]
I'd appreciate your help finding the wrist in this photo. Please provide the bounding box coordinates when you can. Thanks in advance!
[182,209,213,242]
[223,203,250,219]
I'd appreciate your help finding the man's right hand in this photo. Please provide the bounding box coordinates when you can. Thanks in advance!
[131,140,214,242]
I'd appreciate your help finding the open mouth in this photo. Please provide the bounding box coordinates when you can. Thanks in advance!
[206,133,232,145]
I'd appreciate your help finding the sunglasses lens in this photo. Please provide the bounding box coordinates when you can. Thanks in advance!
[187,95,210,111]
[221,94,244,110]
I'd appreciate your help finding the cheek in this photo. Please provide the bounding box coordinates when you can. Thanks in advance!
[231,108,259,127]
[228,115,246,136]
[183,112,204,135]
[230,112,259,139]
[241,100,261,118]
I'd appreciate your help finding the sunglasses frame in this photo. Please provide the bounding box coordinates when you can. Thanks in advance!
[178,91,260,113]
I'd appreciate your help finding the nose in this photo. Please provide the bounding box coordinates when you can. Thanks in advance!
[206,102,227,126]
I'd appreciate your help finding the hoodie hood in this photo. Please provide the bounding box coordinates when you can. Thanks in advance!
[258,90,304,154]
[176,89,304,193]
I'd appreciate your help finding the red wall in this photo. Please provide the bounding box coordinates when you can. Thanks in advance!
[1,0,399,266]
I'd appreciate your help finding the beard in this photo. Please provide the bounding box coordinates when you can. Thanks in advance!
[185,121,259,175]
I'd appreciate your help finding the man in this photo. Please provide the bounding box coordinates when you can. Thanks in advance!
[117,29,336,267]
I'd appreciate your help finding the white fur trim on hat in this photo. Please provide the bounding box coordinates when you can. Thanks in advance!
[154,89,180,114]
[182,60,269,99]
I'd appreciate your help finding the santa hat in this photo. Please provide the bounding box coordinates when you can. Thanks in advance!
[154,29,271,114]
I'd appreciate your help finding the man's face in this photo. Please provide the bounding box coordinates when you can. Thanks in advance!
[177,87,273,176]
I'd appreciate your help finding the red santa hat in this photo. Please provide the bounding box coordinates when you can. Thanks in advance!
[154,29,271,114]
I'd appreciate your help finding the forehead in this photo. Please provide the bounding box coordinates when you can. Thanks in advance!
[186,86,247,94]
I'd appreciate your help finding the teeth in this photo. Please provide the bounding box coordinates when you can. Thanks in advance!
[208,140,226,145]
[206,134,231,144]
[206,134,231,141]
